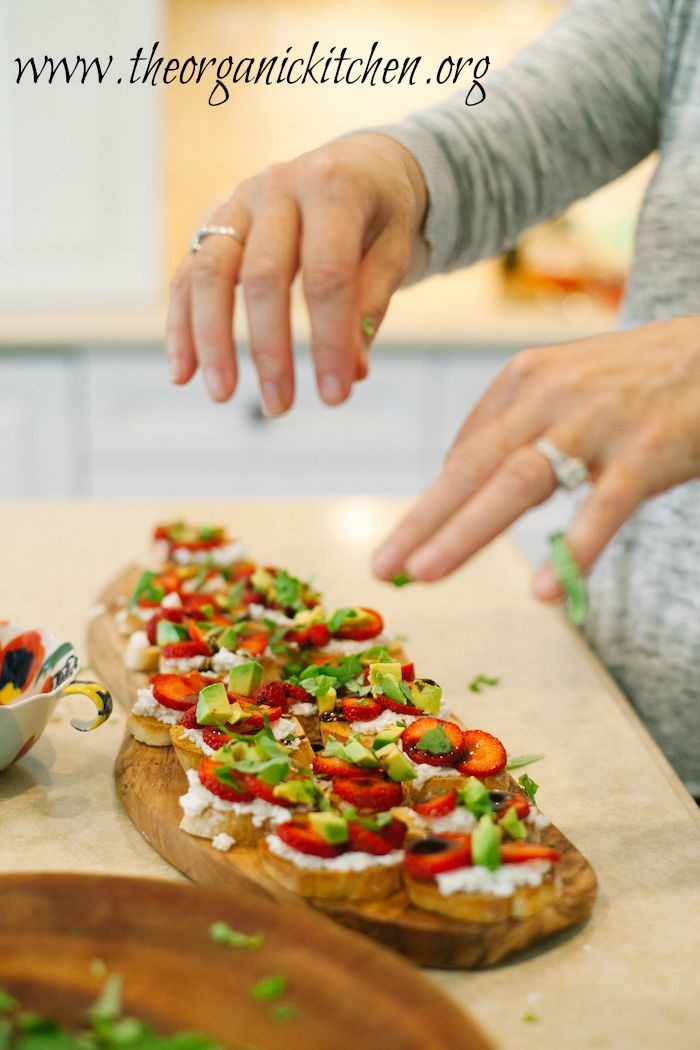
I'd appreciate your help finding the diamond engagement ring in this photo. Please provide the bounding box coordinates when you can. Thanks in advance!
[534,437,590,491]
[191,225,245,252]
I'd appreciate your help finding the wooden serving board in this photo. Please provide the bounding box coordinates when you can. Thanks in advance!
[89,566,598,970]
[0,872,491,1050]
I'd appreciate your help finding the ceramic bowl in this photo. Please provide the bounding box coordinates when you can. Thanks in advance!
[0,620,112,771]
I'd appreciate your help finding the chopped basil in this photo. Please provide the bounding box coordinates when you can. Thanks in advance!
[271,1002,297,1022]
[523,1013,539,1023]
[518,773,539,805]
[273,570,305,612]
[250,975,286,1002]
[506,753,545,770]
[225,579,246,610]
[89,975,123,1023]
[0,992,17,1015]
[391,572,412,587]
[326,607,358,633]
[128,570,164,610]
[210,921,264,950]
[548,532,588,626]
[417,725,452,755]
[468,674,500,693]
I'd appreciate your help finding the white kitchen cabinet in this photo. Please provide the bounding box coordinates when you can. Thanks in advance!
[0,0,162,308]
[0,356,74,497]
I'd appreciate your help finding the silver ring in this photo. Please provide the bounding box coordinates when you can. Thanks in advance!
[191,225,245,253]
[534,437,590,491]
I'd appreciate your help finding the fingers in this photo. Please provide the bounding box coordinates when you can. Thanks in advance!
[404,447,555,580]
[354,226,410,381]
[300,195,366,405]
[241,192,300,416]
[372,403,544,579]
[532,454,648,601]
[166,263,197,385]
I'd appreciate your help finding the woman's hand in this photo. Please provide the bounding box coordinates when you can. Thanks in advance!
[372,316,700,601]
[166,133,428,415]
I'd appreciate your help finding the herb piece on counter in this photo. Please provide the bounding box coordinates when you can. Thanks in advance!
[523,1013,539,1023]
[271,1003,298,1023]
[468,674,500,693]
[506,753,545,770]
[210,921,264,951]
[518,773,540,805]
[548,532,588,626]
[250,975,286,1002]
[391,572,412,587]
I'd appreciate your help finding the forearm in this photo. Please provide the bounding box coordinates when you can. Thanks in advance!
[376,0,671,276]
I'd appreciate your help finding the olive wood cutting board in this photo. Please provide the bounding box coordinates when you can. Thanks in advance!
[88,565,598,970]
[0,872,491,1050]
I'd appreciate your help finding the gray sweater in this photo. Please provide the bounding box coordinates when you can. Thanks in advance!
[380,0,700,794]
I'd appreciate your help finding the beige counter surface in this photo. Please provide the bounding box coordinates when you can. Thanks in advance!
[2,499,699,1049]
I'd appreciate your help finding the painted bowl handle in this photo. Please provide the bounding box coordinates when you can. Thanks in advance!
[63,681,113,731]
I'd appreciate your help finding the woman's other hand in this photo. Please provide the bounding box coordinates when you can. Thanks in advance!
[372,316,700,602]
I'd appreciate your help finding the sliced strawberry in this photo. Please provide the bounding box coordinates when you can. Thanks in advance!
[401,718,465,768]
[333,608,384,642]
[378,694,420,716]
[238,632,269,657]
[150,672,211,712]
[154,567,181,593]
[232,561,256,581]
[401,662,415,682]
[382,817,407,850]
[161,640,210,661]
[276,819,345,859]
[456,730,507,778]
[403,835,472,879]
[348,821,393,856]
[178,705,200,729]
[491,791,531,820]
[146,609,186,645]
[312,754,370,779]
[283,682,312,705]
[501,842,561,864]
[243,774,295,808]
[179,593,218,615]
[253,681,289,711]
[198,757,255,802]
[201,726,229,750]
[333,775,403,812]
[341,696,383,722]
[234,702,283,731]
[307,623,331,648]
[413,789,458,818]
[185,619,209,645]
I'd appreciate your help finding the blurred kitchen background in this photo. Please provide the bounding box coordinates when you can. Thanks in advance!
[0,0,653,563]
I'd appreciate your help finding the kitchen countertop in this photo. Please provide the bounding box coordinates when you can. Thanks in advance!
[2,498,699,1049]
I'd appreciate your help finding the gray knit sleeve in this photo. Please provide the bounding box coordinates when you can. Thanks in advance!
[377,0,672,275]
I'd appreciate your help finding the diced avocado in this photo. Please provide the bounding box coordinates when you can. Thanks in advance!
[198,525,223,541]
[251,567,274,595]
[309,811,349,845]
[410,678,443,714]
[472,815,502,870]
[372,673,405,703]
[294,605,326,627]
[343,737,380,768]
[371,723,406,751]
[499,806,527,841]
[273,779,322,806]
[196,682,234,726]
[228,661,264,697]
[217,626,243,651]
[375,743,417,782]
[317,687,337,715]
[458,777,494,818]
[369,662,402,695]
[155,620,189,646]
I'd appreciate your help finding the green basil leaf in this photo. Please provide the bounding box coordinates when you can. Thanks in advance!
[548,532,588,626]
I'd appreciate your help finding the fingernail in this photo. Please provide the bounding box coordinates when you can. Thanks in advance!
[320,374,345,404]
[532,563,560,600]
[372,546,401,579]
[261,382,286,418]
[168,355,182,383]
[204,366,228,401]
[406,548,444,581]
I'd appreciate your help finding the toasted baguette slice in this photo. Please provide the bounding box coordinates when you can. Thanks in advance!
[128,711,176,747]
[404,867,559,923]
[319,718,352,748]
[170,718,314,775]
[179,771,291,846]
[260,838,402,900]
[407,768,511,805]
